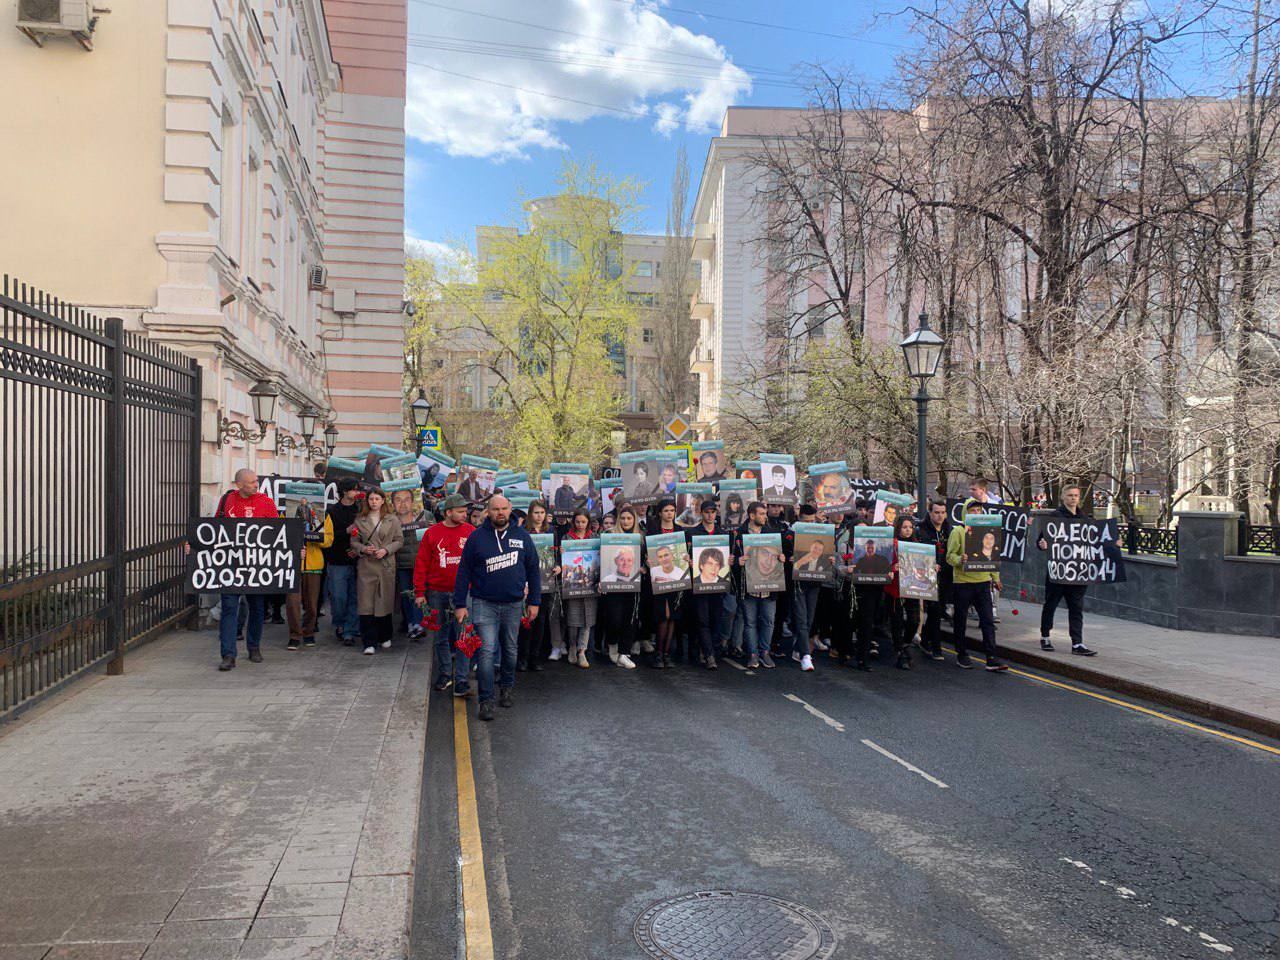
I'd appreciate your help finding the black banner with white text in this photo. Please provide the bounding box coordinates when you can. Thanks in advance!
[185,518,304,594]
[1044,517,1127,585]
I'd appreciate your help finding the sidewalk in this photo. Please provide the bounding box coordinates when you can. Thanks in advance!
[969,599,1280,740]
[0,625,430,960]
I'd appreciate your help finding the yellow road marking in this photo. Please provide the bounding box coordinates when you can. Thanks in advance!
[941,646,1280,757]
[453,697,496,959]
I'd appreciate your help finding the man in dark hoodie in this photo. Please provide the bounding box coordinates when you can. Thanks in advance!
[453,495,542,721]
[1036,484,1097,656]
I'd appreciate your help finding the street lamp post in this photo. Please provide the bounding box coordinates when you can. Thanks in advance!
[899,312,945,515]
[410,388,433,431]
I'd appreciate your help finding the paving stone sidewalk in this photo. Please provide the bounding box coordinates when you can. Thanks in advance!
[0,624,431,960]
[976,598,1280,738]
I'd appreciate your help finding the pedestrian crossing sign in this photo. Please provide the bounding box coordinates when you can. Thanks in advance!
[418,427,442,451]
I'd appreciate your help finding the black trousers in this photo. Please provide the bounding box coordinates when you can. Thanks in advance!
[888,597,920,657]
[830,588,855,660]
[1041,582,1086,644]
[518,609,546,665]
[359,614,393,647]
[600,593,639,654]
[853,586,884,663]
[694,593,722,660]
[951,582,997,661]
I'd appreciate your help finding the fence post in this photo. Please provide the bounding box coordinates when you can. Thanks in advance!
[188,358,203,628]
[1127,521,1138,556]
[105,318,126,675]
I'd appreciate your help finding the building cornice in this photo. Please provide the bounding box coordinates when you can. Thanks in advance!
[294,0,341,100]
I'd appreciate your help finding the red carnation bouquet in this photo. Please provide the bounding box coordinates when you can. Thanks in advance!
[455,620,482,658]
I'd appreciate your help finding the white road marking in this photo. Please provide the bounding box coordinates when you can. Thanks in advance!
[859,738,950,789]
[1063,860,1235,954]
[782,694,846,732]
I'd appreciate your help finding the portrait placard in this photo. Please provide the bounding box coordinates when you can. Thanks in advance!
[792,521,836,582]
[962,514,1003,572]
[808,461,855,516]
[849,525,894,585]
[645,532,691,594]
[599,533,643,593]
[742,532,786,593]
[691,534,731,594]
[897,540,939,600]
[873,489,913,526]
[675,482,714,528]
[560,537,600,598]
[692,440,727,483]
[759,454,797,506]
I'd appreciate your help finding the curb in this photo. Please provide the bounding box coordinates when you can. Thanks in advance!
[976,636,1280,743]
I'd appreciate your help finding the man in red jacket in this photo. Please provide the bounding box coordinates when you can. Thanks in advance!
[214,469,278,671]
[414,494,475,693]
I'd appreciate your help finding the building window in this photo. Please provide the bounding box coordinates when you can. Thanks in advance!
[604,334,626,375]
[628,292,655,307]
[633,260,653,278]
[638,398,648,413]
[642,327,654,343]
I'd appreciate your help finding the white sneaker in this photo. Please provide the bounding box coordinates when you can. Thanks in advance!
[549,647,563,661]
[641,639,655,654]
[618,654,636,670]
[801,654,814,672]
[362,646,375,656]
[380,639,392,649]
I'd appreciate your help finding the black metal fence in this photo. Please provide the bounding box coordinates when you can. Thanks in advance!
[1120,522,1179,557]
[0,276,201,718]
[1240,521,1280,557]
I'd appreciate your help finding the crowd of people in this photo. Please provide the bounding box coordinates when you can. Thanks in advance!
[205,466,1098,724]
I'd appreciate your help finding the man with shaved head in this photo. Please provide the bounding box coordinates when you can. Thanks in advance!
[211,467,279,671]
[452,494,542,721]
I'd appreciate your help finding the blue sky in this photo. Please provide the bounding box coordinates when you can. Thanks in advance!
[402,0,1237,256]
[402,0,908,253]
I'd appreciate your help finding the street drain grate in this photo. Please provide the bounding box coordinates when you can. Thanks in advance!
[634,891,837,960]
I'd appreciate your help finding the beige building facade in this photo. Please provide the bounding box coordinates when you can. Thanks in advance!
[0,0,406,505]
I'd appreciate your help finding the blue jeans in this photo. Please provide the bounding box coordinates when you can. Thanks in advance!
[718,592,745,652]
[427,589,466,687]
[790,583,819,657]
[742,595,776,658]
[469,596,521,704]
[396,568,421,631]
[219,594,264,659]
[326,565,360,639]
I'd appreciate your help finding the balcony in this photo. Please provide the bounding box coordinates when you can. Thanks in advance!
[691,295,713,322]
[691,223,715,261]
[691,335,714,375]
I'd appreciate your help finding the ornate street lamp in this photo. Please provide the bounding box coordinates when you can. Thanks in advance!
[899,312,945,514]
[217,378,280,447]
[324,421,339,456]
[410,388,433,430]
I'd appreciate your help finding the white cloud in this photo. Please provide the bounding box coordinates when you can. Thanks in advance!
[405,232,475,281]
[405,0,752,160]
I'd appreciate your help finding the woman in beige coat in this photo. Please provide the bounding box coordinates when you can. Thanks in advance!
[353,488,403,655]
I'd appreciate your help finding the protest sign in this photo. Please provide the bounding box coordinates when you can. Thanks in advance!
[849,525,894,584]
[646,532,691,594]
[735,459,760,480]
[598,477,622,515]
[620,450,665,507]
[692,440,727,482]
[675,482,714,527]
[560,538,600,598]
[718,478,755,528]
[495,471,531,494]
[457,454,499,503]
[380,453,419,484]
[384,478,428,531]
[849,478,890,497]
[1045,517,1127,584]
[666,443,695,482]
[186,517,303,594]
[324,456,364,486]
[691,535,731,594]
[549,462,591,518]
[742,532,786,593]
[897,540,939,600]
[873,489,913,526]
[809,461,855,516]
[599,533,643,593]
[759,454,797,505]
[279,484,326,544]
[530,533,557,592]
[792,522,837,582]
[268,476,335,513]
[947,499,1028,563]
[540,469,552,502]
[962,514,1003,572]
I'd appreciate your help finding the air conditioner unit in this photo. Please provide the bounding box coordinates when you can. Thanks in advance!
[308,265,327,290]
[17,0,92,34]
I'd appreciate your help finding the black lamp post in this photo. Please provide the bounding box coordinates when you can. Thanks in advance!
[899,312,945,514]
[410,388,433,431]
[217,378,280,447]
[323,421,339,457]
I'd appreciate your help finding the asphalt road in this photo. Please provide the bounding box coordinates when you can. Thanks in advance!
[410,647,1280,960]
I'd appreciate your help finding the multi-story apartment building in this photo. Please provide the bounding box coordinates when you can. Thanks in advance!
[0,0,406,502]
[420,197,680,457]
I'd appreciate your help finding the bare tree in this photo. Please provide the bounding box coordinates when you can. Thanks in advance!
[648,145,699,420]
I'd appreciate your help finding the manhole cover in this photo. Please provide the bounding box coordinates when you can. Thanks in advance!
[634,891,837,960]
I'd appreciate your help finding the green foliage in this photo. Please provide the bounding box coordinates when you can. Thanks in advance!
[0,554,102,646]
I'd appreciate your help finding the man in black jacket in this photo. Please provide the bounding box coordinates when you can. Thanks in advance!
[916,499,951,661]
[1036,485,1097,655]
[685,499,726,668]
